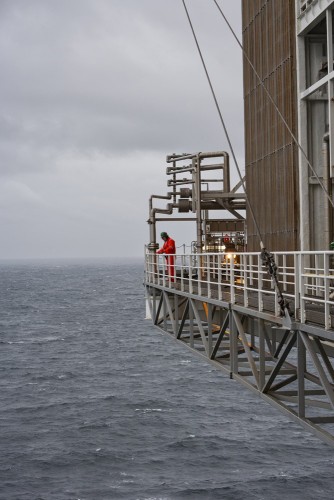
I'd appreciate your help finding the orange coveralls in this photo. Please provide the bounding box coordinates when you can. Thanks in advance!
[157,237,176,282]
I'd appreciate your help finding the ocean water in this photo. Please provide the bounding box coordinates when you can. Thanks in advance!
[0,258,333,500]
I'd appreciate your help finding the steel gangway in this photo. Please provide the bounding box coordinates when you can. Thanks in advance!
[144,250,334,446]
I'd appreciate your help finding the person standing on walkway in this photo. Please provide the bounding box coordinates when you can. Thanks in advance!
[157,232,176,282]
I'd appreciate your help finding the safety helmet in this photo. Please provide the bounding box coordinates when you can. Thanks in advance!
[160,232,168,239]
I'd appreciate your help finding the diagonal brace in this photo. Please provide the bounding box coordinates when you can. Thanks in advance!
[300,332,334,410]
[263,331,297,393]
[177,300,190,339]
[190,299,209,356]
[233,311,259,386]
[210,314,229,360]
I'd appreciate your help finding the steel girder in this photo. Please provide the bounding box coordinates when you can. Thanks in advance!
[145,283,334,447]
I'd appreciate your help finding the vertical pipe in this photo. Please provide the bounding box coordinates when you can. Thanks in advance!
[327,9,334,179]
[296,22,310,250]
[149,210,157,252]
[323,134,330,249]
[322,133,331,250]
[148,195,172,252]
[172,160,177,203]
[195,154,202,253]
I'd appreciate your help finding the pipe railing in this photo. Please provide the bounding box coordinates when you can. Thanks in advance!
[144,250,334,331]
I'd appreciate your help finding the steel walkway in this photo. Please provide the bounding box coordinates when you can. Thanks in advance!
[144,251,334,447]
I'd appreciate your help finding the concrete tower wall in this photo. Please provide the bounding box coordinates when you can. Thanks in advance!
[242,0,299,251]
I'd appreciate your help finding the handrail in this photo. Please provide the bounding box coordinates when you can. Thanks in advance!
[144,250,334,331]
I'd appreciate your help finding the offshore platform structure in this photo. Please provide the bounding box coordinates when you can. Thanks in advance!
[144,0,334,447]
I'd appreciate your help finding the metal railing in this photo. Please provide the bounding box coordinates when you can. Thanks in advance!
[145,250,334,330]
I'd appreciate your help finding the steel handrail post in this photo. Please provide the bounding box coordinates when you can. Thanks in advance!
[144,251,148,283]
[155,254,158,285]
[258,254,263,312]
[168,255,172,288]
[214,254,217,280]
[149,252,152,284]
[155,253,159,285]
[207,254,211,299]
[250,254,254,286]
[243,254,248,308]
[274,252,280,317]
[189,254,193,294]
[330,249,334,297]
[218,254,222,301]
[147,252,150,284]
[198,255,202,297]
[230,255,235,304]
[282,253,287,291]
[324,251,330,329]
[162,255,166,287]
[300,253,306,324]
[181,254,185,292]
[294,252,300,318]
[152,253,156,284]
[315,253,322,297]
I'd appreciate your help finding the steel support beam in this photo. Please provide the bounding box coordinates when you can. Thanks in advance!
[145,283,334,446]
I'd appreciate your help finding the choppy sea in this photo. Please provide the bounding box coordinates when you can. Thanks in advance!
[0,258,333,500]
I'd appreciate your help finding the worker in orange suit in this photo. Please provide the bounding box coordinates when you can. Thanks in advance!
[157,232,176,282]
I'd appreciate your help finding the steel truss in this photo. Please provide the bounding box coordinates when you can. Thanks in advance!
[145,283,334,447]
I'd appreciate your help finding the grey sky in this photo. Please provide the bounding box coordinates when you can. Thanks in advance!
[0,0,244,259]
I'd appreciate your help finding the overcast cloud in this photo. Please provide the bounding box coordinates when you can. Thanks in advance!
[0,0,244,259]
